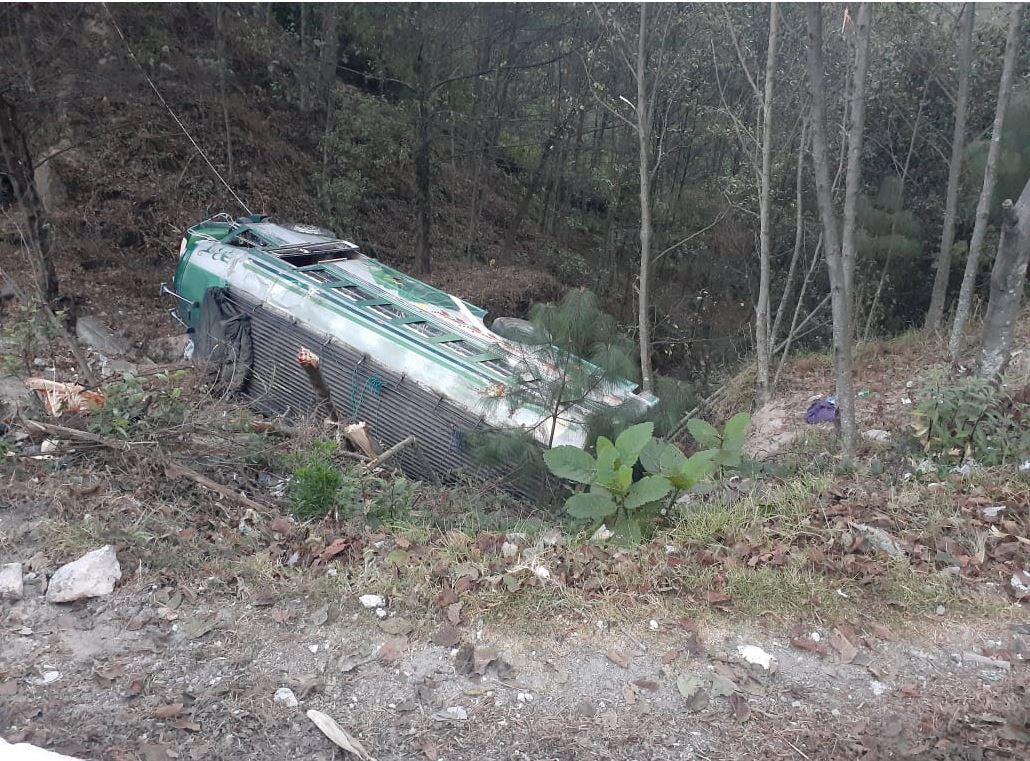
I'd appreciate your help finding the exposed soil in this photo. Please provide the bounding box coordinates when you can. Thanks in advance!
[2,480,1029,761]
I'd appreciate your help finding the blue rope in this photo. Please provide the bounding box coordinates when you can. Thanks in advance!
[350,365,387,420]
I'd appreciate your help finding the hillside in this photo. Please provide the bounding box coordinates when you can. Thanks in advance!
[1,5,568,359]
[1,5,1029,761]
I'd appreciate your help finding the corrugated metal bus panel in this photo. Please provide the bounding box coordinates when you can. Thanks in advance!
[227,289,550,501]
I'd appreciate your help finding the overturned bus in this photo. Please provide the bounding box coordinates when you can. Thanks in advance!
[167,214,653,493]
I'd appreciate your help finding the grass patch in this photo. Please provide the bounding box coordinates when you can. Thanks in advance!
[671,474,828,545]
[724,562,843,617]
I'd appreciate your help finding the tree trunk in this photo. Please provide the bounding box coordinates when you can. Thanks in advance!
[805,3,856,464]
[978,178,1030,379]
[948,4,1022,359]
[502,109,575,259]
[216,4,233,181]
[319,3,340,104]
[925,4,974,331]
[771,120,808,351]
[414,45,432,276]
[840,3,872,312]
[755,3,779,405]
[636,5,655,395]
[0,95,58,303]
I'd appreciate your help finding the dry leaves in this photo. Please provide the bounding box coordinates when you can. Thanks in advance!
[606,649,631,669]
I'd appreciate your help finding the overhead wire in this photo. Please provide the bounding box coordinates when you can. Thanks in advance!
[100,2,253,215]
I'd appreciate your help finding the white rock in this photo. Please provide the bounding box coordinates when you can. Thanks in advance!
[501,541,519,559]
[870,680,888,696]
[0,737,86,760]
[591,524,614,542]
[358,594,386,609]
[28,670,62,686]
[850,522,905,558]
[46,546,121,603]
[433,706,467,722]
[1011,570,1030,600]
[861,429,891,444]
[737,645,776,671]
[274,687,299,707]
[0,562,24,600]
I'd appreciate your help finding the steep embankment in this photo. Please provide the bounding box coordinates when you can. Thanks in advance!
[0,5,559,359]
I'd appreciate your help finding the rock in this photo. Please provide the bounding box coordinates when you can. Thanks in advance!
[862,429,892,444]
[75,316,129,357]
[432,706,467,723]
[744,399,800,460]
[0,737,85,760]
[28,670,62,686]
[46,545,121,603]
[0,563,24,600]
[850,522,905,558]
[1010,570,1030,601]
[358,594,385,609]
[961,652,1011,670]
[274,687,299,707]
[0,375,34,408]
[737,644,776,671]
[147,334,190,363]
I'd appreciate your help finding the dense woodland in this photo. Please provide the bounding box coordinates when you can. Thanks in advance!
[2,3,1029,461]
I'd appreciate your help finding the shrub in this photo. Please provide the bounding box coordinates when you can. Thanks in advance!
[289,439,342,520]
[912,375,1028,466]
[544,421,718,542]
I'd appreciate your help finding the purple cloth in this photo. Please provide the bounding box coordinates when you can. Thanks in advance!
[804,399,837,424]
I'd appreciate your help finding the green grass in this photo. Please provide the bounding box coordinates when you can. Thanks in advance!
[670,474,827,545]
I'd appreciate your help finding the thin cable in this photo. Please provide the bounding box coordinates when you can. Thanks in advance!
[101,2,252,215]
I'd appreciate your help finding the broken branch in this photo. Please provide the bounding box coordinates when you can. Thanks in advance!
[164,461,272,515]
[364,435,416,471]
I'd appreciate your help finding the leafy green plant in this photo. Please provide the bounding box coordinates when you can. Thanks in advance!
[544,421,717,542]
[1,301,41,375]
[86,374,188,438]
[685,412,751,471]
[289,439,343,520]
[288,439,420,524]
[912,375,1028,466]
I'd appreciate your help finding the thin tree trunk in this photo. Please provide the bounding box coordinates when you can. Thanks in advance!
[755,3,779,405]
[775,235,824,386]
[502,109,574,259]
[414,44,432,276]
[0,95,58,303]
[978,177,1030,379]
[319,3,340,104]
[864,75,929,342]
[298,3,308,111]
[806,3,857,464]
[949,4,1022,359]
[636,5,655,394]
[925,4,974,331]
[772,120,808,351]
[464,19,493,261]
[841,3,872,312]
[216,4,233,181]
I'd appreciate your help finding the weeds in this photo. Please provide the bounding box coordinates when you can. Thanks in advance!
[911,373,1029,466]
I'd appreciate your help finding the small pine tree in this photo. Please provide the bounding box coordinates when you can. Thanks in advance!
[473,289,699,493]
[856,176,924,337]
[473,289,639,478]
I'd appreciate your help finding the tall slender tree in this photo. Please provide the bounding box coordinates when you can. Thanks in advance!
[755,3,778,405]
[925,4,974,331]
[979,175,1030,379]
[841,4,873,311]
[948,3,1022,359]
[805,3,859,463]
